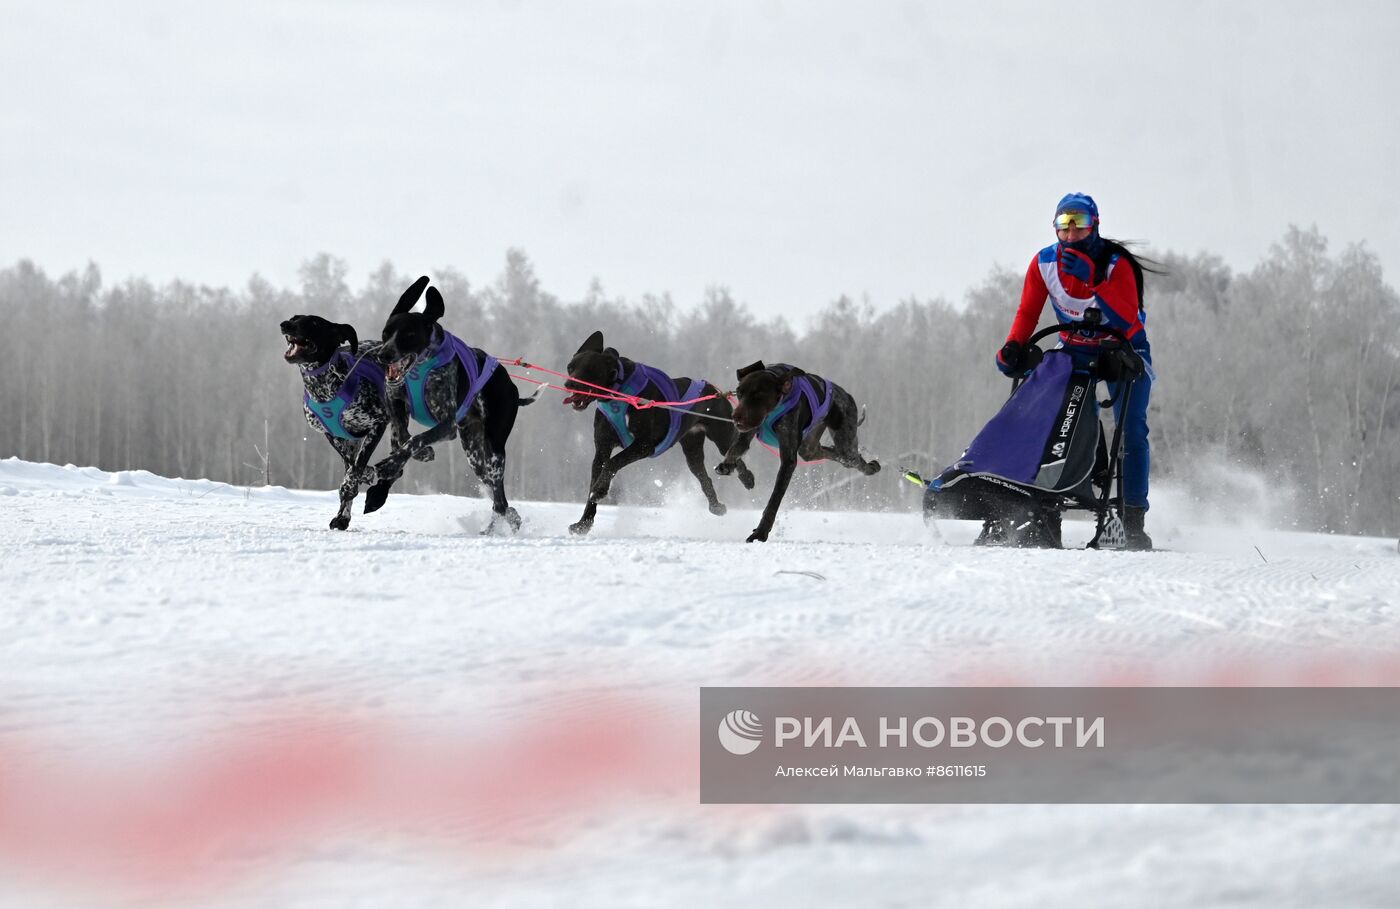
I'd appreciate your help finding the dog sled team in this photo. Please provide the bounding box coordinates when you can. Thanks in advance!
[282,193,1157,551]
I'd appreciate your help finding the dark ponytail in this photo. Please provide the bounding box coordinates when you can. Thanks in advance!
[1097,237,1165,310]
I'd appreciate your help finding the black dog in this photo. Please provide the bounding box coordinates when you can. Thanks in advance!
[281,314,403,530]
[714,362,880,542]
[562,330,755,534]
[369,276,534,533]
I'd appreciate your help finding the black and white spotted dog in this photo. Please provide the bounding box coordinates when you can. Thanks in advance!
[561,330,755,535]
[368,276,535,533]
[715,361,880,542]
[281,314,408,530]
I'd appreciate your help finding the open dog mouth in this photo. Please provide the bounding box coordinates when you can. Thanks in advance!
[284,335,310,361]
[385,355,416,384]
[561,382,594,410]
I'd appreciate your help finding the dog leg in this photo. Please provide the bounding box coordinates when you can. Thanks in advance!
[327,434,365,530]
[476,374,524,534]
[366,397,412,513]
[365,420,455,514]
[388,377,436,461]
[750,447,798,543]
[704,418,755,490]
[681,432,726,516]
[715,428,757,478]
[821,418,881,476]
[462,416,522,535]
[590,442,656,503]
[817,444,882,475]
[571,442,612,535]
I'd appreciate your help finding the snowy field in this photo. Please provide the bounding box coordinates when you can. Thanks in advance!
[3,456,1400,907]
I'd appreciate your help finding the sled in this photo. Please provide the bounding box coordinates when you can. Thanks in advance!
[918,318,1145,549]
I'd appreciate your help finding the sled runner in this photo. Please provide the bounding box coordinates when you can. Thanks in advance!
[917,318,1146,549]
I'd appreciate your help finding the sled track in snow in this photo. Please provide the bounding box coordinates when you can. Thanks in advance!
[3,459,1400,906]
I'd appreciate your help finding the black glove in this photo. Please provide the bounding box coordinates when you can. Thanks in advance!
[996,341,1025,376]
[997,341,1042,377]
[1096,345,1144,383]
[1115,347,1145,380]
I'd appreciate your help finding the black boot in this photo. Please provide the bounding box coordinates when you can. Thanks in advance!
[1123,506,1153,551]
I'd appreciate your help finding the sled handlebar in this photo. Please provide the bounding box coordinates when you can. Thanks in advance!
[1009,320,1138,401]
[1025,319,1131,348]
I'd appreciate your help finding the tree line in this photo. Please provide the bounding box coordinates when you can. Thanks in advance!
[1,227,1396,535]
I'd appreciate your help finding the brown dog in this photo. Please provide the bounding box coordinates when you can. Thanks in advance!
[715,361,879,542]
[563,330,755,534]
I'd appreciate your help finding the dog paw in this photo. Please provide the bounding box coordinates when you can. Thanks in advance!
[746,528,769,543]
[363,480,393,514]
[480,508,522,536]
[412,447,435,462]
[569,520,594,536]
[329,514,351,531]
[738,467,756,490]
[708,502,727,516]
[864,460,881,475]
[714,461,736,477]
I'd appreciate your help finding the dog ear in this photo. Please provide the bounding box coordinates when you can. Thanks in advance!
[736,361,766,381]
[578,330,604,354]
[393,276,430,315]
[424,287,445,322]
[604,347,619,358]
[338,323,359,355]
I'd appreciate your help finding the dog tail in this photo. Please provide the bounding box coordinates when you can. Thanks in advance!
[518,386,544,407]
[857,405,867,427]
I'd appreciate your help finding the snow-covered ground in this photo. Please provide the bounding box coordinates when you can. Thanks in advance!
[3,457,1399,908]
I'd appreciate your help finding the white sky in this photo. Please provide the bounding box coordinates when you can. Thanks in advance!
[4,0,1397,321]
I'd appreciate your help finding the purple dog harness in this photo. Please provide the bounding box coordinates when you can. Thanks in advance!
[403,331,499,427]
[303,350,387,440]
[597,361,707,457]
[757,365,833,448]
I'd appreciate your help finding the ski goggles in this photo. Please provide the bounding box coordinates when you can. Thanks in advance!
[1053,210,1096,230]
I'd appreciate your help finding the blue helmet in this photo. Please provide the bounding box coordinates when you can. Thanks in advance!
[1055,192,1099,221]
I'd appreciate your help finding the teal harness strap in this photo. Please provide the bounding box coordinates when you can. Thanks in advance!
[656,378,706,455]
[595,363,704,456]
[757,371,833,448]
[303,350,387,440]
[308,394,355,440]
[404,341,456,426]
[757,398,797,448]
[403,332,498,428]
[596,365,651,449]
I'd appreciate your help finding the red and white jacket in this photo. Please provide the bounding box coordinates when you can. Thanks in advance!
[1006,243,1147,350]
